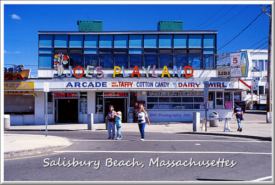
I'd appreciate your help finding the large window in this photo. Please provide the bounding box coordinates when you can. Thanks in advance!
[174,35,187,48]
[84,35,98,48]
[159,35,172,48]
[204,54,215,69]
[114,35,128,48]
[144,35,158,48]
[258,60,264,71]
[189,54,202,69]
[100,55,113,68]
[159,55,173,68]
[40,35,53,47]
[85,55,98,67]
[39,55,53,68]
[189,35,202,48]
[147,91,205,110]
[70,35,83,48]
[4,95,34,114]
[54,35,68,47]
[129,55,143,68]
[70,54,84,68]
[99,35,113,48]
[114,55,128,68]
[174,55,188,68]
[203,35,215,48]
[144,55,158,68]
[129,35,143,48]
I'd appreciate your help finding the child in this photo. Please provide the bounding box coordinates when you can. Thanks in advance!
[116,111,122,140]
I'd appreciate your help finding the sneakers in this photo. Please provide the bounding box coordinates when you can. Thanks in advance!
[108,137,111,139]
[237,128,240,131]
[239,128,243,132]
[140,138,145,141]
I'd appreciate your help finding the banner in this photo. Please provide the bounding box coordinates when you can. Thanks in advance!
[4,82,34,89]
[230,52,248,78]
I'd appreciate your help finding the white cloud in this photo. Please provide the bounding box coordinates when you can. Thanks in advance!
[4,50,21,54]
[11,14,21,20]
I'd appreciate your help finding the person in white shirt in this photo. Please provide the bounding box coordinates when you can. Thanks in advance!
[136,105,150,141]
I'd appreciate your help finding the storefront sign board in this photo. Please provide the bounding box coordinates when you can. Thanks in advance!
[230,52,248,78]
[4,82,34,89]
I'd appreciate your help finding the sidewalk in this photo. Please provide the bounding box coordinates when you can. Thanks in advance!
[5,120,272,140]
[4,134,72,157]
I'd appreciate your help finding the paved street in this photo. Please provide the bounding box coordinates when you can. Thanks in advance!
[4,130,272,181]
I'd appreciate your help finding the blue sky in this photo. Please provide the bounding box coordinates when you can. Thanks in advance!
[4,4,270,77]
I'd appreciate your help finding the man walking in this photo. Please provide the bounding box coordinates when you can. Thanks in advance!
[232,102,243,132]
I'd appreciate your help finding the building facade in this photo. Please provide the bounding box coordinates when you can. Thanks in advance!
[4,27,246,125]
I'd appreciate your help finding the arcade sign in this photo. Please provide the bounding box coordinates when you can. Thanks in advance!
[53,53,194,78]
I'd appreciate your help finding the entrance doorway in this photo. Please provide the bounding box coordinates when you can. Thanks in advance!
[105,98,127,122]
[57,99,78,123]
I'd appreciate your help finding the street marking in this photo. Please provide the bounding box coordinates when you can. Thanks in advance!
[251,176,272,181]
[4,152,64,161]
[195,143,201,146]
[71,139,270,143]
[54,151,271,155]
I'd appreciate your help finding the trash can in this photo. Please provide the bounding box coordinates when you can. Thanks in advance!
[209,112,219,127]
[4,114,10,130]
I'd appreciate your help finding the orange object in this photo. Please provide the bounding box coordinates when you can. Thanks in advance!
[63,55,68,60]
[73,66,84,78]
[184,66,193,78]
[131,66,140,77]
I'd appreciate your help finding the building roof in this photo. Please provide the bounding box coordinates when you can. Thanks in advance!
[38,30,218,35]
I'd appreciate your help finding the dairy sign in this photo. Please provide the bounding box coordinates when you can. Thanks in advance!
[65,81,236,89]
[230,52,248,78]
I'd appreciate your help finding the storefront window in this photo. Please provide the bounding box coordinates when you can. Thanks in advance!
[99,55,113,68]
[96,92,103,113]
[216,91,224,109]
[114,55,128,68]
[189,54,202,69]
[224,92,233,109]
[174,55,188,68]
[234,92,240,101]
[144,55,158,68]
[159,55,173,68]
[208,91,215,109]
[129,55,143,68]
[70,54,84,68]
[146,91,204,110]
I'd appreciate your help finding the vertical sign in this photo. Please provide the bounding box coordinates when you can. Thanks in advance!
[230,52,248,77]
[252,77,260,91]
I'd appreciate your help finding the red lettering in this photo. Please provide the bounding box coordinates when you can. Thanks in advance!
[184,66,193,78]
[131,66,140,77]
[73,66,84,78]
[217,83,221,88]
[179,83,182,87]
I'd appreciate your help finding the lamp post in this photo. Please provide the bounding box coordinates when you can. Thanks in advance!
[261,5,272,123]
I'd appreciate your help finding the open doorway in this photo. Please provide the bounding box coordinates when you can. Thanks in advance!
[57,99,78,123]
[105,98,127,122]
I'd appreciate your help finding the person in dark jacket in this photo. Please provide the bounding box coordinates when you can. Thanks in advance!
[232,102,243,132]
[106,105,117,139]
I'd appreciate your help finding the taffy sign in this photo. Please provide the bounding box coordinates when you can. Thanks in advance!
[53,53,194,78]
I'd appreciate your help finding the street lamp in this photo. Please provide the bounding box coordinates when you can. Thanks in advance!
[261,5,272,123]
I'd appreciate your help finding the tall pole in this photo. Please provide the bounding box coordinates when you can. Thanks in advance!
[45,92,48,136]
[266,6,272,123]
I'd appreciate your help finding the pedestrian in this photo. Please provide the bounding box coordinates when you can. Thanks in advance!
[136,105,150,141]
[116,111,122,140]
[106,105,116,139]
[232,102,243,132]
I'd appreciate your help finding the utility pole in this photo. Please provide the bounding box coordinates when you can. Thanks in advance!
[262,5,272,123]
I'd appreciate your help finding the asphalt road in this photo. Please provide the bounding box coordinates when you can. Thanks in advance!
[4,130,272,182]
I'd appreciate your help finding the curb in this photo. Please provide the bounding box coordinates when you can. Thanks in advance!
[178,132,272,141]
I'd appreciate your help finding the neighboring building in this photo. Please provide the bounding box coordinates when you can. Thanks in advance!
[217,49,268,110]
[4,21,246,125]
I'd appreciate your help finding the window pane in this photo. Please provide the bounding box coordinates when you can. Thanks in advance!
[194,104,204,109]
[147,104,158,109]
[84,55,98,67]
[159,35,172,48]
[217,91,223,98]
[84,49,98,54]
[189,54,202,69]
[114,55,128,68]
[70,35,83,47]
[159,55,173,68]
[144,55,158,68]
[203,49,215,54]
[252,60,257,69]
[182,104,193,109]
[194,97,204,102]
[159,97,170,102]
[144,35,158,48]
[175,55,188,67]
[189,35,202,48]
[265,60,268,71]
[70,54,84,68]
[174,35,187,48]
[99,55,113,68]
[114,35,128,48]
[147,97,158,102]
[259,86,264,94]
[40,35,53,47]
[258,60,264,71]
[171,97,181,102]
[84,35,98,48]
[99,35,113,48]
[39,55,53,68]
[129,35,143,48]
[216,99,223,105]
[203,35,215,48]
[182,97,193,102]
[129,49,143,54]
[129,55,143,68]
[55,35,68,47]
[39,49,53,53]
[204,54,215,69]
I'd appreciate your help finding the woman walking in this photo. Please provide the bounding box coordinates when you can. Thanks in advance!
[136,105,150,141]
[106,105,116,139]
[115,111,122,140]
